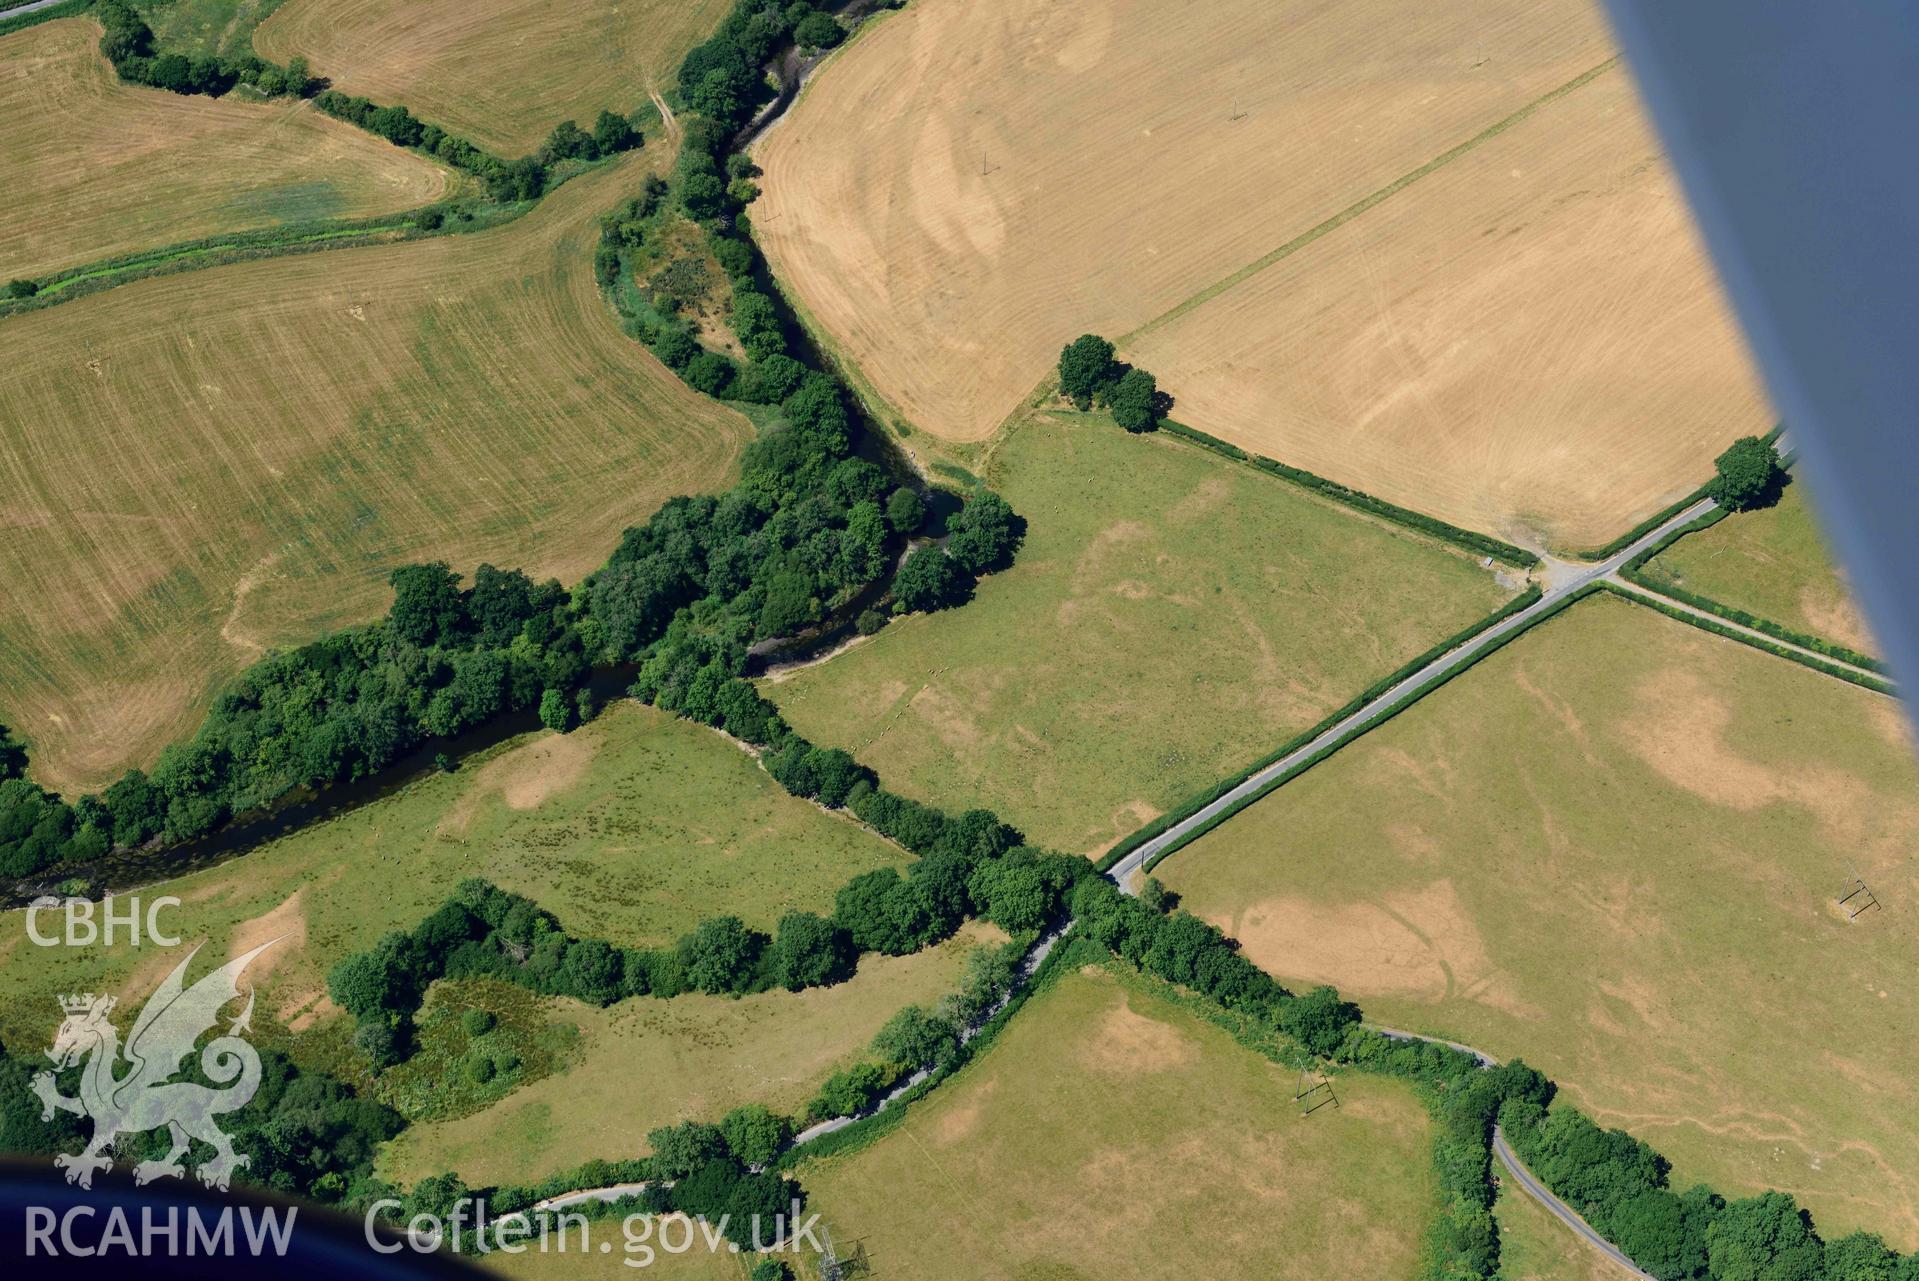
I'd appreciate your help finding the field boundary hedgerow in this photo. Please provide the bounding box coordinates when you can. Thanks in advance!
[1561,425,1783,560]
[1157,418,1539,566]
[0,0,659,312]
[0,127,653,317]
[0,197,521,317]
[1612,490,1886,675]
[1120,56,1621,347]
[1623,568,1883,673]
[1096,584,1546,874]
[771,924,1075,1168]
[1600,582,1894,694]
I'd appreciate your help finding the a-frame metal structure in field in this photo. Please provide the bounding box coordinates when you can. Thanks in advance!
[819,1229,873,1280]
[1294,1065,1340,1117]
[1840,876,1881,920]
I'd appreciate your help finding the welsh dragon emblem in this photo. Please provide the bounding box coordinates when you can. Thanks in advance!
[33,939,280,1191]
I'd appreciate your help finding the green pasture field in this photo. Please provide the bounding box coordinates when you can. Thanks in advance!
[1160,592,1919,1246]
[793,961,1437,1280]
[0,702,915,1073]
[764,412,1514,857]
[1640,483,1876,657]
[381,923,997,1189]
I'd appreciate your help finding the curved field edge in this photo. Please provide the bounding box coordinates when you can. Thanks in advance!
[0,17,455,280]
[253,0,730,157]
[0,150,751,793]
[793,957,1439,1281]
[750,0,1618,444]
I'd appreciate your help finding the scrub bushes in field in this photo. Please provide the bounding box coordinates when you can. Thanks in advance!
[95,0,312,100]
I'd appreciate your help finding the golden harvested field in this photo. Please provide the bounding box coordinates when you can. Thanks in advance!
[0,152,751,794]
[753,0,1615,443]
[1129,66,1771,551]
[255,0,731,156]
[797,962,1437,1281]
[0,18,451,279]
[1160,594,1919,1246]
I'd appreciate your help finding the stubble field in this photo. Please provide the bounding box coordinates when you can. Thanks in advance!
[794,961,1437,1281]
[254,0,730,156]
[752,0,1615,443]
[0,151,750,794]
[1159,593,1919,1246]
[1127,65,1771,551]
[0,18,452,280]
[764,413,1513,857]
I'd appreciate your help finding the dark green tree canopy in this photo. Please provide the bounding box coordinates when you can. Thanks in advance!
[1058,334,1118,408]
[1107,366,1160,432]
[892,547,965,613]
[1708,435,1784,511]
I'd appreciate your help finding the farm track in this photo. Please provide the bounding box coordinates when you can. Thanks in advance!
[1367,1025,1655,1277]
[1602,575,1884,682]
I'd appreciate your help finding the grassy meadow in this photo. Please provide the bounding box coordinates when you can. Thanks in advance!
[1640,484,1875,656]
[793,961,1437,1280]
[381,923,997,1189]
[1159,593,1919,1246]
[764,413,1513,856]
[0,702,917,1072]
[255,0,730,155]
[0,17,452,279]
[0,150,750,794]
[135,0,286,57]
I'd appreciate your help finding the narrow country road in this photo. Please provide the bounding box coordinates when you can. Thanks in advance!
[1105,495,1720,887]
[530,928,1067,1211]
[0,0,70,21]
[1493,1129,1658,1279]
[1369,1026,1654,1278]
